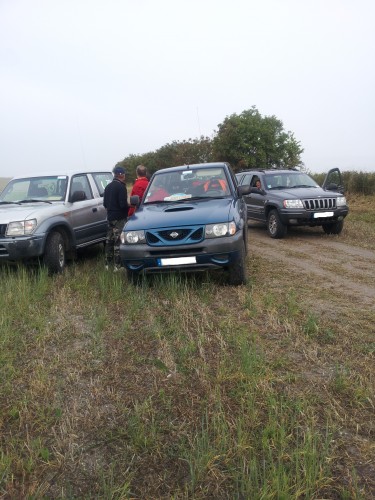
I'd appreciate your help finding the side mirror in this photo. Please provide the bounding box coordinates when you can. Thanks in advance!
[70,190,86,202]
[237,185,251,196]
[130,194,140,207]
[325,183,338,191]
[249,187,265,195]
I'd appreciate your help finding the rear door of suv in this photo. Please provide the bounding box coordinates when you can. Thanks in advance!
[67,173,107,245]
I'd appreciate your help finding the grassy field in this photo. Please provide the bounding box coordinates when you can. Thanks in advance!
[0,196,374,498]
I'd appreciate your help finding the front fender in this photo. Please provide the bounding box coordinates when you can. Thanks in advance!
[35,216,77,251]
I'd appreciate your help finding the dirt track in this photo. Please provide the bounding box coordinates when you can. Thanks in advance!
[248,223,375,308]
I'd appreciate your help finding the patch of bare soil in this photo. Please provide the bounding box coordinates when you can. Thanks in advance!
[248,223,375,306]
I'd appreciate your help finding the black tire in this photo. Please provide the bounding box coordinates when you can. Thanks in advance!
[267,209,287,239]
[43,232,66,274]
[322,220,344,235]
[228,240,247,286]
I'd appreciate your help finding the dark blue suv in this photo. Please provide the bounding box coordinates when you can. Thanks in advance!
[120,162,251,285]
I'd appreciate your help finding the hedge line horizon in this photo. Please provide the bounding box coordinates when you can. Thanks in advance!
[119,107,302,181]
[117,107,374,189]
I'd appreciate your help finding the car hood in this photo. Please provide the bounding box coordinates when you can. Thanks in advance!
[126,198,233,229]
[267,187,341,199]
[0,202,65,223]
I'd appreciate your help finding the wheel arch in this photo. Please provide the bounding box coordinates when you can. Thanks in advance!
[40,221,76,258]
[264,203,280,219]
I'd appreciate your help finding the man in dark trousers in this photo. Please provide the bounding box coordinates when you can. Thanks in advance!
[103,165,128,271]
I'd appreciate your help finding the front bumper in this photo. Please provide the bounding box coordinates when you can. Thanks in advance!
[278,207,349,226]
[0,234,45,261]
[120,232,244,274]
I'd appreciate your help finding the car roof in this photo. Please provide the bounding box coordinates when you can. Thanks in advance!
[154,162,229,175]
[237,168,300,174]
[10,169,113,180]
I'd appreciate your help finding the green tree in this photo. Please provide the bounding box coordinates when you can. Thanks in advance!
[119,136,213,181]
[212,106,304,172]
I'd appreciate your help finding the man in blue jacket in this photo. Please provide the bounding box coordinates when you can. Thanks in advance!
[103,165,128,271]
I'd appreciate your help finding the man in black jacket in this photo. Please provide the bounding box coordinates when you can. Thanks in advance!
[103,165,128,271]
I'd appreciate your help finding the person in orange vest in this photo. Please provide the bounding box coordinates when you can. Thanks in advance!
[203,178,228,192]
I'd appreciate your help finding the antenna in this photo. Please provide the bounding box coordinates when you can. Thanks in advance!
[196,106,202,137]
[76,118,87,168]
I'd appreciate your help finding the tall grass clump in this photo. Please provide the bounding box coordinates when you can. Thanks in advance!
[0,266,50,390]
[0,253,372,498]
[311,170,375,195]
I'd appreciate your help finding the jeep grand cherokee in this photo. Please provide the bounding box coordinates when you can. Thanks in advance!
[236,168,349,238]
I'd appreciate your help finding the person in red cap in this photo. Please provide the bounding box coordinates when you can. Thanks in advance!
[103,164,128,271]
[128,165,149,216]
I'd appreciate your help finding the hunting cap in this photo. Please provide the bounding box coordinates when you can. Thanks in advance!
[113,165,126,175]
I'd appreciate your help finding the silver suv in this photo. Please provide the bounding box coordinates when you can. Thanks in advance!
[0,169,113,273]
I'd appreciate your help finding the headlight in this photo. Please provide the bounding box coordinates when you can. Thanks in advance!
[6,219,37,236]
[283,199,304,208]
[205,221,236,238]
[121,230,146,244]
[336,196,347,207]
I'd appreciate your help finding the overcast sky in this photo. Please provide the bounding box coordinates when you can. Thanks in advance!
[1,0,374,178]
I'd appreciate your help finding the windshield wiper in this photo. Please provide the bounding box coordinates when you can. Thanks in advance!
[293,184,316,188]
[18,199,52,204]
[0,201,21,205]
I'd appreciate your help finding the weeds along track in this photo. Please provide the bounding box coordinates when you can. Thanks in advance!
[247,223,375,497]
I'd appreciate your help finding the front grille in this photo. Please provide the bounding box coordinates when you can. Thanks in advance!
[0,224,7,237]
[150,247,204,256]
[190,228,204,240]
[159,229,190,241]
[303,198,337,210]
[146,226,205,246]
[0,245,9,256]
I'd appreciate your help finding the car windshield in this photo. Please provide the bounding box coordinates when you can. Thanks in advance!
[144,167,231,203]
[264,172,319,190]
[0,176,68,203]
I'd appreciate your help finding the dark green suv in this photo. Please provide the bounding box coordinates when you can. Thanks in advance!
[236,168,349,238]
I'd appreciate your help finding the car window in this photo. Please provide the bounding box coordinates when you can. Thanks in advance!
[242,174,252,186]
[264,172,318,189]
[71,175,93,200]
[0,176,68,202]
[92,172,113,196]
[144,167,231,203]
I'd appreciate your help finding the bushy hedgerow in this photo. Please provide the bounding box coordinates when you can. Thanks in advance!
[311,171,375,195]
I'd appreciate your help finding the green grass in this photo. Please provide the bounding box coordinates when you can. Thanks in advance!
[0,233,374,497]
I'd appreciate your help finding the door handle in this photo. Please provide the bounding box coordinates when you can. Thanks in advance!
[92,208,97,213]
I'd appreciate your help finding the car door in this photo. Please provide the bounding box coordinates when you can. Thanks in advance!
[68,174,105,245]
[322,168,345,194]
[90,172,114,238]
[241,174,266,221]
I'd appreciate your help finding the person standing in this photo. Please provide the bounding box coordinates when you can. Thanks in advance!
[103,165,128,271]
[128,164,149,216]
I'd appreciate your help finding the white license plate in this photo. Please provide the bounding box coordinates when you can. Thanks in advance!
[159,256,196,266]
[313,211,334,218]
